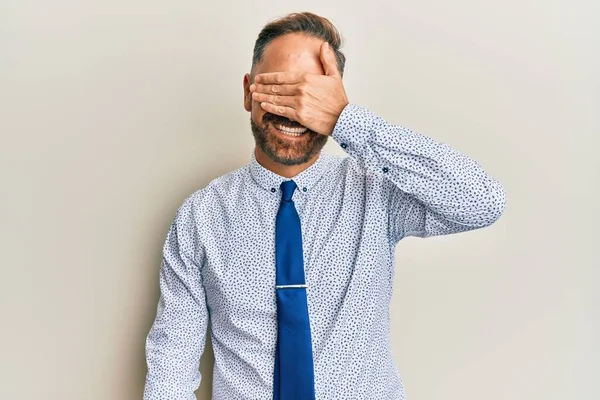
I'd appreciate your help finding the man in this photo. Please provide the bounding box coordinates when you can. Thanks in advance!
[144,12,506,400]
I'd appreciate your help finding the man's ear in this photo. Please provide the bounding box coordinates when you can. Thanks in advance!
[243,73,252,112]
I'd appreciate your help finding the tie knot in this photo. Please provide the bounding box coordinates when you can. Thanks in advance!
[280,180,297,201]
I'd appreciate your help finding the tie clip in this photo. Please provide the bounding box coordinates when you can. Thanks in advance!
[275,284,308,289]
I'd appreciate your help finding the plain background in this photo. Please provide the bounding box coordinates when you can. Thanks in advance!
[1,1,598,399]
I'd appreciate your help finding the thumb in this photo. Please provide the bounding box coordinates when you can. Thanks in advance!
[320,42,340,77]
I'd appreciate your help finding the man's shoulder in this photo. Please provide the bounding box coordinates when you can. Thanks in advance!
[176,151,362,213]
[181,163,248,207]
[326,150,369,180]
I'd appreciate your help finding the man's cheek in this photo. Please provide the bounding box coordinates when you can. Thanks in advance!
[252,109,265,124]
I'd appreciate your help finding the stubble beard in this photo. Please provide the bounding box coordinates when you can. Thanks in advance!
[250,115,328,166]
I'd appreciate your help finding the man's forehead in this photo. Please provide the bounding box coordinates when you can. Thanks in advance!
[255,34,325,75]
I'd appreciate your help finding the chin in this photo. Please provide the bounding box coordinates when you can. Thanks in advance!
[250,117,328,166]
[265,147,312,166]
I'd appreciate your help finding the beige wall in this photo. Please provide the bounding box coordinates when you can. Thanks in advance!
[1,1,598,399]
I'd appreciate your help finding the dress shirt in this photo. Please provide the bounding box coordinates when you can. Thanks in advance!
[144,103,506,399]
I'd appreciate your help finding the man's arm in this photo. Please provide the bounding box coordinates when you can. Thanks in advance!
[331,103,506,243]
[144,197,209,400]
[248,43,505,242]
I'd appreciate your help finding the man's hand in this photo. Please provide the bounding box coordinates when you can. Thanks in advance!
[249,42,349,136]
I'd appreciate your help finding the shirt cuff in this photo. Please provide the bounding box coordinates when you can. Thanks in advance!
[331,103,375,157]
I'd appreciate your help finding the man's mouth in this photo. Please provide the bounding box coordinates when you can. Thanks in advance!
[272,123,308,137]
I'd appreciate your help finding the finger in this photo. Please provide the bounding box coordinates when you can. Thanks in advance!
[250,83,300,96]
[259,102,297,121]
[252,91,296,107]
[255,71,303,85]
[320,42,340,77]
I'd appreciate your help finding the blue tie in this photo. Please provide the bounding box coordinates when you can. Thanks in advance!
[273,180,316,400]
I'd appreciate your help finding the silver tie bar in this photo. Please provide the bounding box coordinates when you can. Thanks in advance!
[275,284,308,289]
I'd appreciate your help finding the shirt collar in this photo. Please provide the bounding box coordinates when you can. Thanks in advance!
[249,148,330,196]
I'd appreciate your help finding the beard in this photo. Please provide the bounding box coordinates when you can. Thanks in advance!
[250,113,328,166]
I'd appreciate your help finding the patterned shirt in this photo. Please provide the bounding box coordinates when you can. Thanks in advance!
[144,103,506,400]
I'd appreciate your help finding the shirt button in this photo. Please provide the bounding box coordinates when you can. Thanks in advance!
[270,188,276,193]
[382,167,389,173]
[303,187,307,192]
[340,143,347,149]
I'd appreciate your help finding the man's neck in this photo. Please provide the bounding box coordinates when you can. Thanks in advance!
[255,147,320,179]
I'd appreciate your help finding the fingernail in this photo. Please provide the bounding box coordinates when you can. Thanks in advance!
[249,84,255,91]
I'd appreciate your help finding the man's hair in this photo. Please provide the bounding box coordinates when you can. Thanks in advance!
[251,12,346,77]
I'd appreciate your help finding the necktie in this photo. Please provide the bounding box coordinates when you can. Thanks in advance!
[273,180,316,400]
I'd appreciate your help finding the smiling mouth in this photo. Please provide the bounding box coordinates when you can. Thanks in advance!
[273,123,308,137]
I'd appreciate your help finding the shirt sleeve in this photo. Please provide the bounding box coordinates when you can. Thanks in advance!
[144,197,209,400]
[331,103,506,243]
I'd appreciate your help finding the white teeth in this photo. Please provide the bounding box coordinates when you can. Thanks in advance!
[275,124,308,136]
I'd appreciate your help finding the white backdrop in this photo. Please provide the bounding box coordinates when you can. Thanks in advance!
[1,1,598,399]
